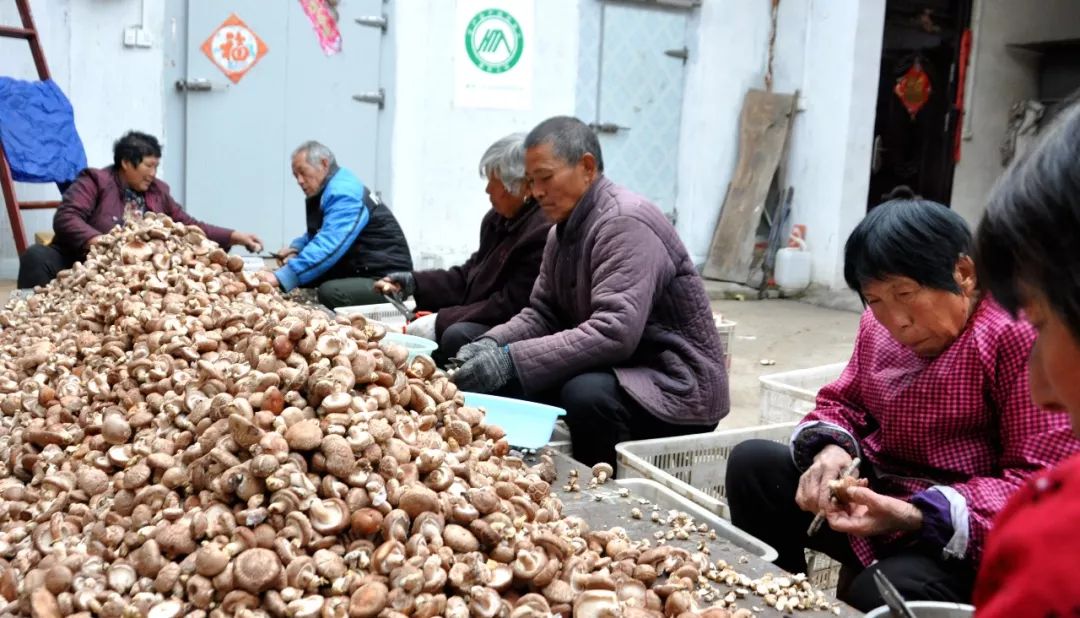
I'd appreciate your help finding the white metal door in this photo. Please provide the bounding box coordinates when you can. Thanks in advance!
[177,1,386,251]
[585,2,689,220]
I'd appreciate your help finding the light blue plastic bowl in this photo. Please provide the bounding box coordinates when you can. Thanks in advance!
[462,392,567,450]
[381,331,438,362]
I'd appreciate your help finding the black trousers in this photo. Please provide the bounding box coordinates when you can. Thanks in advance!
[725,439,976,612]
[17,244,79,289]
[434,321,490,367]
[553,371,714,468]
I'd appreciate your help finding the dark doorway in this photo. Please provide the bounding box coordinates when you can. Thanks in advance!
[867,0,973,209]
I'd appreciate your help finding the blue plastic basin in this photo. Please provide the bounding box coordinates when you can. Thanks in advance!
[462,393,566,450]
[382,331,438,362]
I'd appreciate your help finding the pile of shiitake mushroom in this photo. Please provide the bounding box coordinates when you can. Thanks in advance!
[0,214,835,618]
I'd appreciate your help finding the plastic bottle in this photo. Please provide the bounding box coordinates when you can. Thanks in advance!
[774,231,812,293]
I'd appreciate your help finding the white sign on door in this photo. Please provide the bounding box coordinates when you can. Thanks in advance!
[453,0,534,110]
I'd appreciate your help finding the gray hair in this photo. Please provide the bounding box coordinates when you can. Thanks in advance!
[292,140,336,167]
[478,133,527,193]
[524,116,604,172]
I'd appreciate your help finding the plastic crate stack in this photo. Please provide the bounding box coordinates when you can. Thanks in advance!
[335,301,414,331]
[616,422,843,595]
[615,360,856,597]
[713,314,737,370]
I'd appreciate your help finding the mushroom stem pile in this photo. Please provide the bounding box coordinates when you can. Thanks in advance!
[0,214,837,618]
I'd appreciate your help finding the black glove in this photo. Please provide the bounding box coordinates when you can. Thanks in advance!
[455,337,497,364]
[451,345,514,393]
[386,271,416,298]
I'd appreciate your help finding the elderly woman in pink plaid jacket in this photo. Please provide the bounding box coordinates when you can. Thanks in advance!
[726,190,1079,612]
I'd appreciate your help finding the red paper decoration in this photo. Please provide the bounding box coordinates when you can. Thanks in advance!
[895,59,932,119]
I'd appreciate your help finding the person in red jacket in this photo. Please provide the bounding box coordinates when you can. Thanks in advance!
[971,101,1080,616]
[17,131,262,289]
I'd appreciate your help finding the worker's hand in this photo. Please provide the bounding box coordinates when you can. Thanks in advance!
[375,272,416,298]
[826,486,923,537]
[277,246,299,264]
[404,313,438,340]
[454,337,498,364]
[85,235,106,249]
[796,444,854,514]
[255,270,280,289]
[230,231,263,253]
[451,345,514,393]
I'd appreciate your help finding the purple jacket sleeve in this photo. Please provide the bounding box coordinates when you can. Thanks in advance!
[485,233,561,345]
[790,314,875,469]
[53,173,108,251]
[159,181,234,248]
[489,216,674,395]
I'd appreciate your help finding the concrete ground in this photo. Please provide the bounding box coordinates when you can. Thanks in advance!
[711,298,860,428]
[0,278,861,427]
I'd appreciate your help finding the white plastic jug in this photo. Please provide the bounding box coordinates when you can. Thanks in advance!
[775,236,812,292]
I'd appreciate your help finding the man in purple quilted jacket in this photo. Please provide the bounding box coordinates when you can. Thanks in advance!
[450,116,729,466]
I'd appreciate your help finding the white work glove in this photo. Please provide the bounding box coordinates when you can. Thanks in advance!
[404,312,438,341]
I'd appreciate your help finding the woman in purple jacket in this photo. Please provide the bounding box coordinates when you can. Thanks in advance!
[375,133,551,363]
[17,131,262,289]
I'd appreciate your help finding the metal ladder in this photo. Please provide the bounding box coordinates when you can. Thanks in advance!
[0,0,57,254]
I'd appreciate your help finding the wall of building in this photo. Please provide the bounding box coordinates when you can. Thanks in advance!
[1,0,885,293]
[950,0,1080,224]
[0,0,167,278]
[675,0,885,289]
[780,0,885,289]
[674,0,772,268]
[387,0,579,271]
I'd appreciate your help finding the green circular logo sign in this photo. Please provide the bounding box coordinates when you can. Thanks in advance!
[465,8,524,74]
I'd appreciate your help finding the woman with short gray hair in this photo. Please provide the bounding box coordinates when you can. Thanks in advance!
[375,132,551,363]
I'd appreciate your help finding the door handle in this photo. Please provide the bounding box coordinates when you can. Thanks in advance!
[588,122,630,135]
[355,15,388,32]
[175,78,215,92]
[352,88,386,109]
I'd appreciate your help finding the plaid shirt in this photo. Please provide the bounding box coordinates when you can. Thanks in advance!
[792,298,1079,566]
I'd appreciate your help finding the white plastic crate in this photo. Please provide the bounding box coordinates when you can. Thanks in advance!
[241,256,267,272]
[714,315,736,370]
[758,362,847,424]
[335,301,416,331]
[615,422,842,594]
[544,420,573,455]
[616,422,797,519]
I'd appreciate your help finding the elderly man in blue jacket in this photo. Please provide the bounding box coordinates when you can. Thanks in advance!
[258,141,412,308]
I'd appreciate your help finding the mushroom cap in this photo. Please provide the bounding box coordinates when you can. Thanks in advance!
[310,498,350,536]
[349,580,389,618]
[573,590,621,618]
[194,545,230,578]
[321,434,357,479]
[591,462,614,477]
[443,524,480,553]
[233,548,282,594]
[399,485,440,519]
[285,419,323,451]
[155,521,197,558]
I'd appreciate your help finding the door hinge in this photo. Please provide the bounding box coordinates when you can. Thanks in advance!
[588,122,630,135]
[355,15,388,32]
[665,47,689,62]
[352,88,386,110]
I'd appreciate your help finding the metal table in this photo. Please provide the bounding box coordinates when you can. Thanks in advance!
[549,453,861,617]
